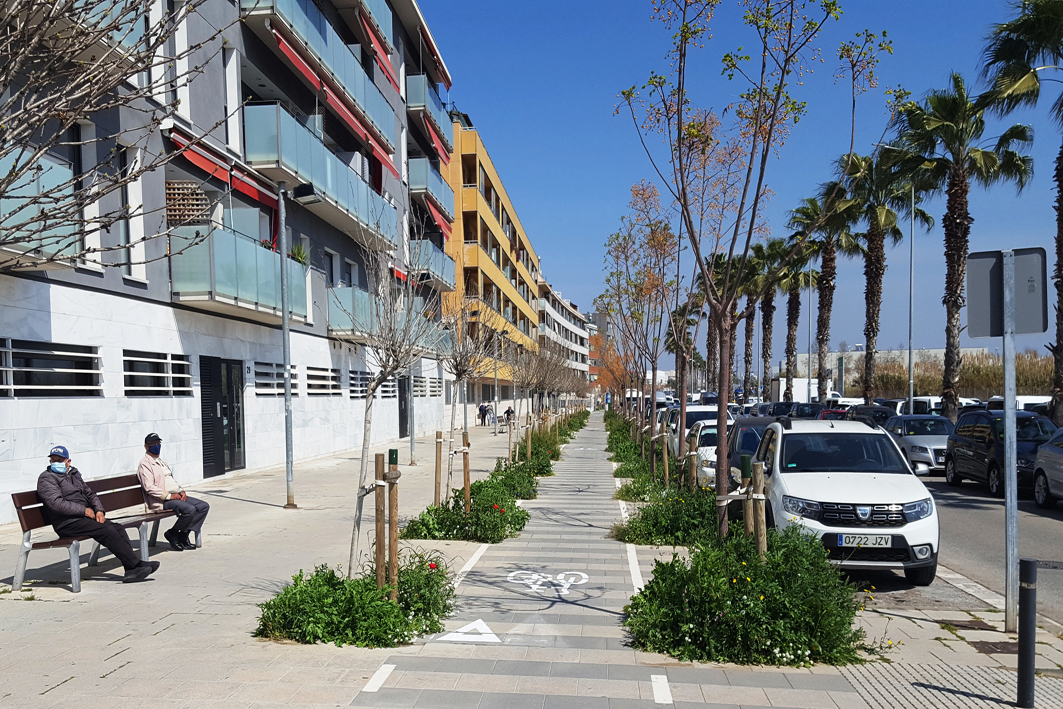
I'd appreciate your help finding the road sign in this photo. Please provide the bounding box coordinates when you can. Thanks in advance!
[967,248,1047,338]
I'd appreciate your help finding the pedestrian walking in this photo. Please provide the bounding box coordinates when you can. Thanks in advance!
[36,445,159,583]
[505,406,514,425]
[478,402,488,426]
[137,433,209,552]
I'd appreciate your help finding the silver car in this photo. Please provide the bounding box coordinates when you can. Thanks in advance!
[1034,428,1063,508]
[885,415,955,472]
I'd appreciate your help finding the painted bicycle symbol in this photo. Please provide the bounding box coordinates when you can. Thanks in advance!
[507,570,589,595]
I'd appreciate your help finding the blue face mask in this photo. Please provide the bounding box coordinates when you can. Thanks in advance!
[148,444,161,456]
[50,462,67,474]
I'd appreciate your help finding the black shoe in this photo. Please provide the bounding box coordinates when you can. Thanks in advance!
[122,565,153,583]
[140,560,161,575]
[163,529,184,552]
[178,535,196,551]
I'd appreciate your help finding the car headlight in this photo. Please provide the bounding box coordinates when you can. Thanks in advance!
[903,498,934,522]
[1018,458,1034,469]
[912,445,930,454]
[782,496,822,521]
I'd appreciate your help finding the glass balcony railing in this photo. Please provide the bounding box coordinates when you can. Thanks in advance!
[240,0,395,148]
[409,239,456,290]
[244,103,397,248]
[170,224,307,319]
[405,75,452,151]
[408,157,454,222]
[328,285,375,334]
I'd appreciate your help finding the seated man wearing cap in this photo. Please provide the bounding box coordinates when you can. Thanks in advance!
[37,446,159,583]
[137,433,209,551]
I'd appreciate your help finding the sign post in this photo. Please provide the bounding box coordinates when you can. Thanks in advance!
[967,248,1047,633]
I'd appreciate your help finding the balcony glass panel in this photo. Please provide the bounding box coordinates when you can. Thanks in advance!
[409,239,455,290]
[245,104,397,247]
[328,285,375,333]
[170,225,307,318]
[405,75,452,150]
[240,0,395,148]
[362,0,393,45]
[407,157,454,221]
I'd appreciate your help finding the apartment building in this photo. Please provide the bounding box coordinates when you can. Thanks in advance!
[0,0,457,523]
[443,111,541,414]
[537,278,590,379]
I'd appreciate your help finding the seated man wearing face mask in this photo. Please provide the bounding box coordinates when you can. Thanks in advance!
[137,433,209,551]
[36,445,159,583]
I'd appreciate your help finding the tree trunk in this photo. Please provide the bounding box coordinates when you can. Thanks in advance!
[743,297,755,405]
[676,347,688,459]
[728,323,737,403]
[650,363,658,479]
[714,307,732,539]
[706,311,719,394]
[785,285,800,402]
[941,168,972,422]
[817,239,837,402]
[863,221,886,404]
[761,290,776,401]
[445,380,459,493]
[348,391,377,578]
[1052,138,1063,426]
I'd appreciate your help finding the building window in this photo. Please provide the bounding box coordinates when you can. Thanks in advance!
[123,350,192,396]
[480,383,494,402]
[253,362,299,396]
[116,149,131,275]
[350,370,371,399]
[501,385,511,400]
[444,380,452,405]
[306,367,341,395]
[431,378,443,398]
[413,375,428,397]
[0,339,102,397]
[378,377,398,399]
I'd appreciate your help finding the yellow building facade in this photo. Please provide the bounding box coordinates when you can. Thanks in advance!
[443,111,541,401]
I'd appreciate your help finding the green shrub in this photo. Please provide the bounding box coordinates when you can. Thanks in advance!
[401,478,531,544]
[615,472,660,502]
[255,551,455,647]
[614,457,649,478]
[614,485,719,546]
[624,527,864,666]
[491,458,539,499]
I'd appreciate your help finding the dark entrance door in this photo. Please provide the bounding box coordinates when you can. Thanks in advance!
[398,376,410,438]
[200,356,246,478]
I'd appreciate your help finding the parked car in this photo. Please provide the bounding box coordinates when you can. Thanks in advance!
[1034,428,1063,508]
[766,401,795,417]
[752,419,939,585]
[884,415,954,472]
[880,400,906,415]
[790,402,826,419]
[816,409,849,420]
[845,405,896,427]
[754,403,773,417]
[667,405,733,458]
[685,420,720,486]
[945,410,1058,496]
[723,417,780,483]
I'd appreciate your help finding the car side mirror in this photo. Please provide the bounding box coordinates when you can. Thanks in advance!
[913,462,930,476]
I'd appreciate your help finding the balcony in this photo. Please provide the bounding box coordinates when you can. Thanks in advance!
[240,0,394,150]
[328,285,375,338]
[406,75,453,153]
[408,157,454,222]
[170,224,307,323]
[409,240,456,292]
[244,103,397,251]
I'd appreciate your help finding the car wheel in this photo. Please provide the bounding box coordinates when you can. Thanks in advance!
[905,561,937,587]
[1035,471,1056,509]
[987,465,1004,498]
[945,458,962,487]
[765,502,776,529]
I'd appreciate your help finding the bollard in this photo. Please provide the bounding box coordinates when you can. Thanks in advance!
[1018,558,1037,708]
[752,461,767,561]
[463,430,471,514]
[434,431,442,507]
[526,413,532,462]
[741,454,753,538]
[387,449,400,603]
[374,453,386,590]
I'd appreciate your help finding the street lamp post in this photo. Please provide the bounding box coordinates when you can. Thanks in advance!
[908,182,915,415]
[278,181,295,510]
[493,330,500,435]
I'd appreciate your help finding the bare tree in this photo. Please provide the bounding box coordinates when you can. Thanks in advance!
[0,0,233,270]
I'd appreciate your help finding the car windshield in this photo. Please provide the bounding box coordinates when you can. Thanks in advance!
[994,416,1057,443]
[698,428,718,447]
[821,411,847,420]
[735,426,764,454]
[904,418,954,436]
[793,404,822,417]
[685,410,716,428]
[856,408,893,425]
[769,402,792,416]
[781,432,909,473]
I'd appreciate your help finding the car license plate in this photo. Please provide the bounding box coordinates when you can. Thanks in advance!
[936,455,944,464]
[838,534,891,547]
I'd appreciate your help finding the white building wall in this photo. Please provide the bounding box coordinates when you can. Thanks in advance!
[0,276,444,524]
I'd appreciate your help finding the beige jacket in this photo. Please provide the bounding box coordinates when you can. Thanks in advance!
[137,454,183,511]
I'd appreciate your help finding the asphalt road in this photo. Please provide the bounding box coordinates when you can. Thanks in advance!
[925,474,1063,624]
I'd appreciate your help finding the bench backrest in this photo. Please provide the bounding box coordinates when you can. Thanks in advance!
[12,474,146,533]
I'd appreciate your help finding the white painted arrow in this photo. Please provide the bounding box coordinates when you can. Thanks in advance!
[439,618,501,643]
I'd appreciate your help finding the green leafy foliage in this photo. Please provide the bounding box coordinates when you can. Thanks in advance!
[614,485,720,546]
[255,551,454,647]
[491,458,538,499]
[400,478,530,544]
[624,527,864,666]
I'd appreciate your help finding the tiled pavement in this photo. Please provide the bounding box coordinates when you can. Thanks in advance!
[358,416,868,709]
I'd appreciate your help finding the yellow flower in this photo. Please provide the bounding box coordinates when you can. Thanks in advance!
[732,579,737,583]
[760,595,764,600]
[742,562,747,566]
[746,577,751,582]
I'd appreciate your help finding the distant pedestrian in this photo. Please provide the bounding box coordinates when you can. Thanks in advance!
[478,402,488,426]
[504,406,514,424]
[137,433,209,552]
[36,445,159,583]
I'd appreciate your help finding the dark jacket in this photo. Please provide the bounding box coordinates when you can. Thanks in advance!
[36,466,102,526]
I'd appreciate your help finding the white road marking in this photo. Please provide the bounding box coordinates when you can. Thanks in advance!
[615,478,622,490]
[507,570,589,595]
[439,618,501,643]
[651,674,673,704]
[362,664,395,692]
[628,543,644,592]
[618,499,628,522]
[453,543,489,588]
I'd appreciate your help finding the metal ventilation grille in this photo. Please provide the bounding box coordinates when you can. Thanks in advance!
[820,502,906,528]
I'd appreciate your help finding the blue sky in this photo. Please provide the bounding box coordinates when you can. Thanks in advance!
[422,0,1056,367]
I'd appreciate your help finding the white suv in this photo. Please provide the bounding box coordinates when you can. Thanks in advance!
[752,419,940,585]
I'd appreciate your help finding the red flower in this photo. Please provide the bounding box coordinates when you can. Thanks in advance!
[429,562,437,570]
[493,504,499,509]
[501,509,506,513]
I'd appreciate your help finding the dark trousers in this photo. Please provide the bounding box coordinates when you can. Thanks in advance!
[163,496,209,535]
[54,518,140,571]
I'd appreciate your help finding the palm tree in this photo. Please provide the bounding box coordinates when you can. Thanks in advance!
[775,254,818,402]
[751,239,789,401]
[893,72,1033,420]
[787,197,863,402]
[835,153,932,404]
[983,4,1063,423]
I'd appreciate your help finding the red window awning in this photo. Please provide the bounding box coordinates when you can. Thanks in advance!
[370,139,400,180]
[270,25,321,91]
[323,87,369,144]
[392,265,407,282]
[419,26,452,90]
[425,199,452,240]
[231,167,279,210]
[168,130,230,183]
[424,119,450,166]
[360,13,400,94]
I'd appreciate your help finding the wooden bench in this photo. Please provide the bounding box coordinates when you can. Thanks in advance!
[11,474,199,592]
